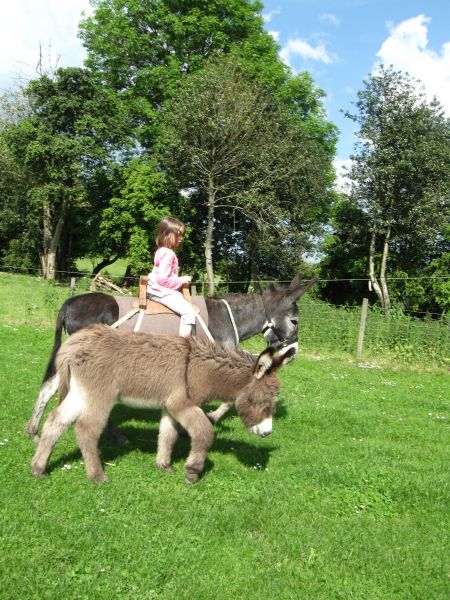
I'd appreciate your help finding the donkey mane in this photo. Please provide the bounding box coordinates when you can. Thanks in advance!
[187,336,255,369]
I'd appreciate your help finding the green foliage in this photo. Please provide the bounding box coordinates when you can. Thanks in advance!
[322,67,450,311]
[346,65,450,266]
[98,158,170,275]
[159,55,334,286]
[1,2,338,284]
[80,0,274,144]
[319,194,374,305]
[2,68,130,276]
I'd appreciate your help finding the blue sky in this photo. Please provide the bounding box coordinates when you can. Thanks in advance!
[262,0,450,183]
[1,0,449,183]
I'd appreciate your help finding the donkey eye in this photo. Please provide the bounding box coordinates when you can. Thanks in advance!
[290,318,298,325]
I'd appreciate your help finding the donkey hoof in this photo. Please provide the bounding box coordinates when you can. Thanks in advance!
[88,471,109,483]
[157,463,175,474]
[25,425,40,443]
[185,470,200,484]
[115,433,130,447]
[31,464,46,478]
[206,411,218,425]
[106,431,130,446]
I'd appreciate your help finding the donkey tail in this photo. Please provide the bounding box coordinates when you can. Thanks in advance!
[42,310,66,383]
[56,351,71,403]
[55,344,71,403]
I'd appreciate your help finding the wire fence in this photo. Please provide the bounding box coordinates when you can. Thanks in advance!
[298,301,449,367]
[2,263,450,288]
[1,267,448,367]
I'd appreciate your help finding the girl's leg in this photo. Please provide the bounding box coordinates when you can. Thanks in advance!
[149,292,196,337]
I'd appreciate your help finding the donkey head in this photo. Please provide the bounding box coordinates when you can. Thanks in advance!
[261,274,317,357]
[235,346,296,437]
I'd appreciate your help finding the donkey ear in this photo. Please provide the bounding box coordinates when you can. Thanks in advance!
[276,346,297,366]
[254,347,276,380]
[288,273,304,290]
[287,275,318,302]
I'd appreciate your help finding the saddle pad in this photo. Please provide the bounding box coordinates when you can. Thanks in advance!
[131,297,174,314]
[114,295,210,340]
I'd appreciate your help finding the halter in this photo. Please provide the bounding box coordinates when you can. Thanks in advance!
[221,296,298,350]
[261,297,298,350]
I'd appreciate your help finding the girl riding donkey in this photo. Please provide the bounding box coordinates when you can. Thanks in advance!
[147,216,197,337]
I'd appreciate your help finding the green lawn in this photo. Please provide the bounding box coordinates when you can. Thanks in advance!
[0,321,448,599]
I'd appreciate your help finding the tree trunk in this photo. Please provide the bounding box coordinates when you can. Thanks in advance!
[205,178,216,294]
[369,230,383,306]
[379,226,391,314]
[92,255,120,277]
[250,259,262,293]
[40,200,65,280]
[368,227,391,315]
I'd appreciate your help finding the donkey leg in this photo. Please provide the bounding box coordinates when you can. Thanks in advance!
[171,407,214,484]
[104,418,130,446]
[26,374,60,442]
[156,410,179,473]
[206,402,233,425]
[75,408,110,483]
[31,382,82,477]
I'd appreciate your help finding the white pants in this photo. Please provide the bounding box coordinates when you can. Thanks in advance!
[148,291,196,337]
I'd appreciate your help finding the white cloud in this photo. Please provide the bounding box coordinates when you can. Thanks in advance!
[320,13,340,27]
[333,158,352,192]
[0,0,92,89]
[263,10,280,24]
[375,15,450,115]
[280,39,336,68]
[268,31,280,42]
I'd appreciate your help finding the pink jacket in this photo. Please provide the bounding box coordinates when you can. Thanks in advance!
[147,247,185,296]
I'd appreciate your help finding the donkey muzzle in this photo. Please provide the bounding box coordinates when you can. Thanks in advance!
[249,417,273,437]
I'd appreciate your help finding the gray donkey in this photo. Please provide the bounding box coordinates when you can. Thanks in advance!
[31,325,294,483]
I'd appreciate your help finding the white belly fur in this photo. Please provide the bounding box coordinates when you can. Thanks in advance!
[120,396,162,409]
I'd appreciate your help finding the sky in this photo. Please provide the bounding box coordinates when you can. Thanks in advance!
[1,0,449,186]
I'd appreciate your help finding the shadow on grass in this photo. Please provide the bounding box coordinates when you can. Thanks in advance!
[47,404,278,476]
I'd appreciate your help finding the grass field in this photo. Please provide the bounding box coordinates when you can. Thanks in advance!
[0,273,449,599]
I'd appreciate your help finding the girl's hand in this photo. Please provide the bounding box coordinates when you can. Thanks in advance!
[180,275,191,285]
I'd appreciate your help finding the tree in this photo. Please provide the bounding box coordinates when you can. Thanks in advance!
[97,157,170,276]
[160,57,333,292]
[79,0,277,146]
[3,67,129,278]
[78,1,337,287]
[0,89,36,269]
[345,66,450,313]
[318,194,375,305]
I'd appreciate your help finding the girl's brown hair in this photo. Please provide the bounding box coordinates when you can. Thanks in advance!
[155,216,185,249]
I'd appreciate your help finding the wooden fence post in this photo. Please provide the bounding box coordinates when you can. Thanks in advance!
[191,283,197,296]
[70,277,76,295]
[357,298,369,358]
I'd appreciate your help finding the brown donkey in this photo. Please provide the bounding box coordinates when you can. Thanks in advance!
[31,325,294,483]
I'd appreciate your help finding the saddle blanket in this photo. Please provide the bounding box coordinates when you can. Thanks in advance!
[114,295,210,340]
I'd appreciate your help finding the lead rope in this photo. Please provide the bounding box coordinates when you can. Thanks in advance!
[220,299,239,345]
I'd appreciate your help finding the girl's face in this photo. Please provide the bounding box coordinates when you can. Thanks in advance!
[176,231,184,247]
[171,231,184,249]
